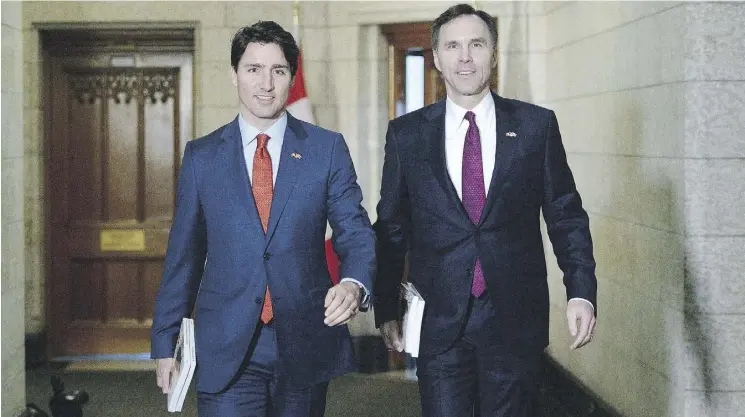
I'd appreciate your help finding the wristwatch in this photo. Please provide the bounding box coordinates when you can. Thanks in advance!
[358,284,370,312]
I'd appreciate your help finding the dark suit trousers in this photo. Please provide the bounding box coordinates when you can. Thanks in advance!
[416,295,542,417]
[197,322,329,417]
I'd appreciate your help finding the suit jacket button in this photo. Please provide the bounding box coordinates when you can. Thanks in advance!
[255,297,263,304]
[465,268,472,274]
[263,252,271,260]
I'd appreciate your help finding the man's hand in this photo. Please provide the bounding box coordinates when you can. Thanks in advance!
[380,320,403,352]
[567,299,596,350]
[156,358,176,394]
[324,281,361,326]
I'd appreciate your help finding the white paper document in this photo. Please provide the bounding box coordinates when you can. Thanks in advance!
[167,318,196,412]
[401,282,425,358]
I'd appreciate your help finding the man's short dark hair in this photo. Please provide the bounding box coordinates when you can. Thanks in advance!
[431,4,498,51]
[230,21,300,77]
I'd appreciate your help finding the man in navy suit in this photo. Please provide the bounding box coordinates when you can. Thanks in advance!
[151,21,376,417]
[374,4,597,416]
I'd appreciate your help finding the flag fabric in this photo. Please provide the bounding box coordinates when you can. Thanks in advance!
[325,239,340,285]
[288,24,315,124]
[286,53,315,124]
[290,20,338,283]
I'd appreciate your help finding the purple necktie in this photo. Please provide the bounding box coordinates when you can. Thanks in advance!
[462,111,487,297]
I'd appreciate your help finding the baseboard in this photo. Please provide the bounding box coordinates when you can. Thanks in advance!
[540,353,624,417]
[20,403,50,417]
[351,336,624,417]
[26,333,620,416]
[25,332,47,369]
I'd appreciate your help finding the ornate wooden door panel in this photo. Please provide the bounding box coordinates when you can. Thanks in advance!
[46,51,192,356]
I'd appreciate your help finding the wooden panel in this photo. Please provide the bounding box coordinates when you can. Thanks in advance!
[41,28,194,55]
[45,42,192,357]
[63,327,151,355]
[106,261,140,320]
[141,260,165,319]
[389,46,406,120]
[423,51,443,105]
[107,91,139,221]
[381,22,432,50]
[67,81,104,221]
[144,87,176,221]
[69,261,105,322]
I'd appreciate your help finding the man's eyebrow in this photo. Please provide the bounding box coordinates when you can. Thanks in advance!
[271,64,290,69]
[470,37,488,43]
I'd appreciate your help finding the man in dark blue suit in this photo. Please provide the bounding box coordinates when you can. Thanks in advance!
[374,4,597,416]
[151,21,376,417]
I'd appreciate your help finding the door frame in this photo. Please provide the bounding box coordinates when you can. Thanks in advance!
[381,20,500,120]
[40,24,195,358]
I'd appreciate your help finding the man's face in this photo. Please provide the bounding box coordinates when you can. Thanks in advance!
[232,42,294,129]
[433,15,496,106]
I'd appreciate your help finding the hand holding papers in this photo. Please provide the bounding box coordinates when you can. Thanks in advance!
[401,283,425,358]
[167,318,196,412]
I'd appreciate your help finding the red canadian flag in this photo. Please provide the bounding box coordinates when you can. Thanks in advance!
[289,25,341,284]
[286,54,315,124]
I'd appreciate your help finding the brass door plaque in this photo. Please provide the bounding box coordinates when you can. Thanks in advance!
[100,229,146,252]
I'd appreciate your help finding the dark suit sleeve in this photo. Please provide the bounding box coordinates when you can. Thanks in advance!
[151,141,207,358]
[541,111,597,315]
[373,121,411,327]
[326,133,376,297]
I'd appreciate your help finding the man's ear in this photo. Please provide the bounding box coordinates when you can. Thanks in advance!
[433,50,442,73]
[231,68,238,87]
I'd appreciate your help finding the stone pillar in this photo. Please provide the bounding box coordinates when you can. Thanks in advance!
[2,1,27,416]
[674,3,745,415]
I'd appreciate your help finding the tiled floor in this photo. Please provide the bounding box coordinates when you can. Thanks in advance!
[24,355,610,417]
[25,366,421,417]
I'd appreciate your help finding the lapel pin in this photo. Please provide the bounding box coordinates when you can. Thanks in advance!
[291,152,302,159]
[506,131,517,137]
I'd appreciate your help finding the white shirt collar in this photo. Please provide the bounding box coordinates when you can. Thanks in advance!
[445,92,495,138]
[238,112,288,147]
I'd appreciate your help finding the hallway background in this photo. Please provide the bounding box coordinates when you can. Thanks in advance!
[3,2,744,416]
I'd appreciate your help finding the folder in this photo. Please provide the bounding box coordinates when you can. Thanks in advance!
[167,318,196,412]
[401,282,425,358]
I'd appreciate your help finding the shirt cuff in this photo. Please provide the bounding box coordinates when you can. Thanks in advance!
[340,278,370,311]
[568,297,595,313]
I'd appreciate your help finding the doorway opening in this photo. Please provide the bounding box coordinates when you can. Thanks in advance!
[381,20,499,120]
[41,27,194,359]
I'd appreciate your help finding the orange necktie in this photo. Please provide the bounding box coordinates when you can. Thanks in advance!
[253,133,273,323]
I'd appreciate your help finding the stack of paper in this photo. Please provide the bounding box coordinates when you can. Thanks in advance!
[401,282,425,358]
[167,318,196,413]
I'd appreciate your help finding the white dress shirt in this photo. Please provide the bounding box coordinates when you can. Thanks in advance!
[237,113,370,307]
[444,94,497,200]
[239,112,286,184]
[442,95,593,312]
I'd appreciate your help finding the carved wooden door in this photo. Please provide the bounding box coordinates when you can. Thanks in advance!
[46,50,192,357]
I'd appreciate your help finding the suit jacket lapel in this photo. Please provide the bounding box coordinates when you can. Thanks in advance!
[219,117,265,236]
[423,102,472,225]
[480,92,520,224]
[265,113,307,242]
